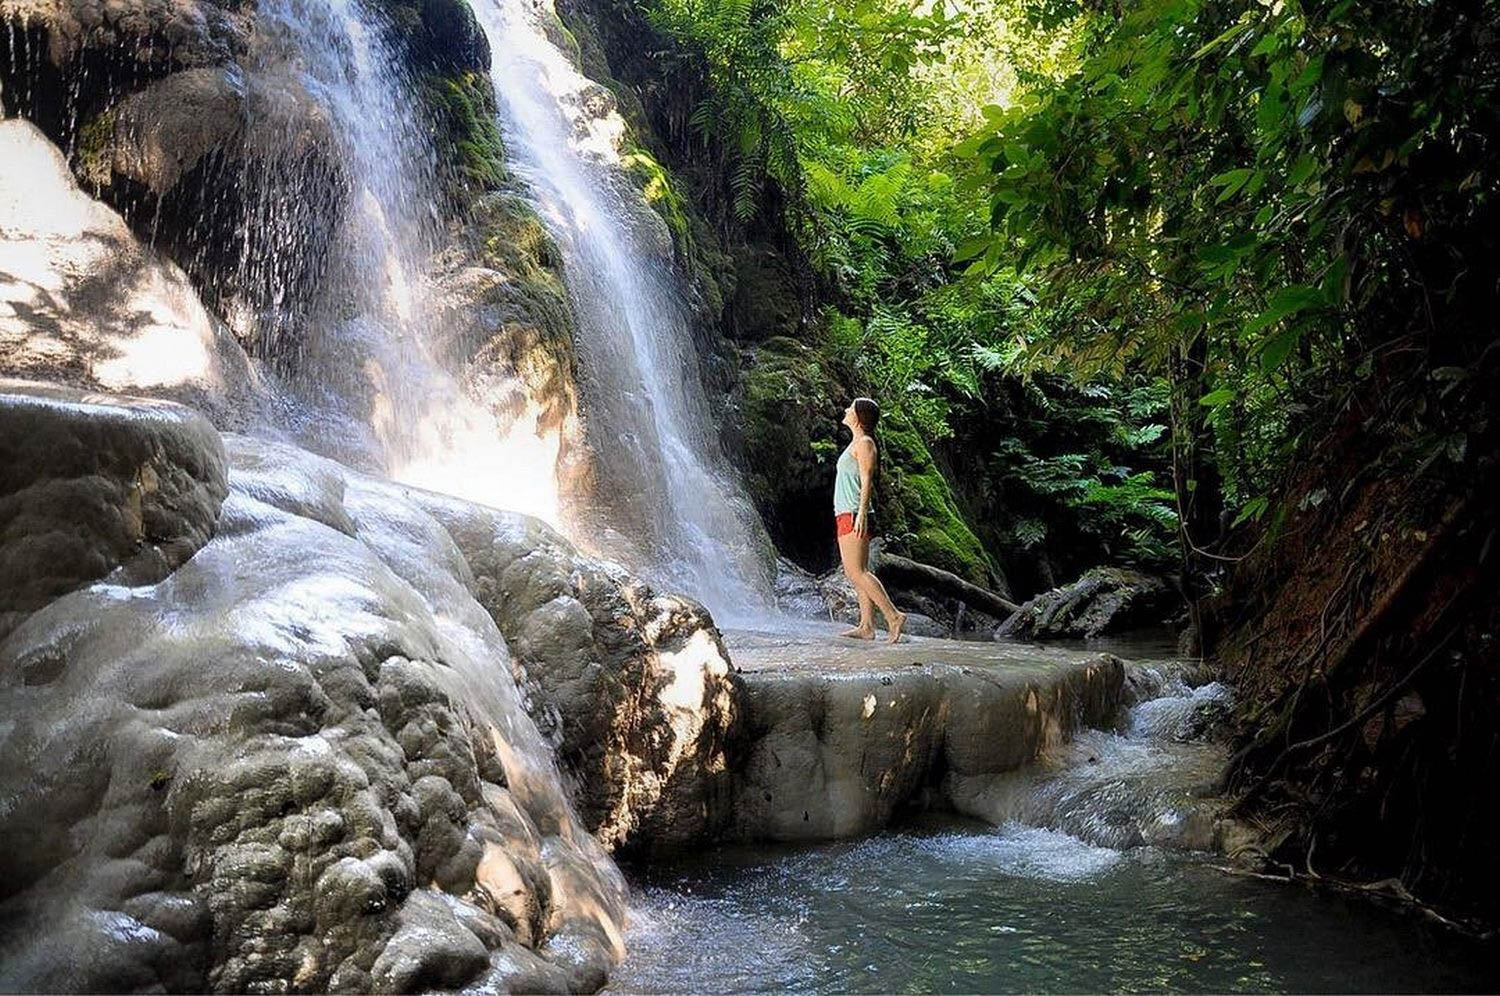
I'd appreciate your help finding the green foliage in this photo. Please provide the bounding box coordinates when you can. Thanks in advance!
[983,377,1178,571]
[631,0,1186,586]
[962,0,1500,512]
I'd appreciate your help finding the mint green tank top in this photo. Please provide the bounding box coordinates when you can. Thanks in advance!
[833,444,864,514]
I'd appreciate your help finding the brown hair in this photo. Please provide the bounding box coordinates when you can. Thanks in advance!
[852,397,880,435]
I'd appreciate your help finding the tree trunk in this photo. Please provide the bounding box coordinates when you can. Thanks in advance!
[1169,335,1225,653]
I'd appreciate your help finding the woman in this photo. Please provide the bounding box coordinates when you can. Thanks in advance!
[834,397,905,642]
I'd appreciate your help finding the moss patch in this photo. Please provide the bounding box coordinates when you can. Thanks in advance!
[540,8,585,70]
[467,193,573,343]
[877,419,1001,589]
[423,71,507,199]
[622,145,693,257]
[74,108,118,189]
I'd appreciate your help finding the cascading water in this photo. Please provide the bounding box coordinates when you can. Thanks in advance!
[469,0,777,621]
[229,0,567,525]
[607,656,1494,993]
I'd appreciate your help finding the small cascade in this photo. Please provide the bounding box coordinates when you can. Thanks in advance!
[469,0,777,621]
[961,664,1234,850]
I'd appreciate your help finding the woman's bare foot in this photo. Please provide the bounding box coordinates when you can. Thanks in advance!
[841,625,876,639]
[886,611,907,644]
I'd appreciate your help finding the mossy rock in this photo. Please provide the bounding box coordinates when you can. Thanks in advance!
[423,71,507,199]
[877,420,1003,590]
[74,109,118,189]
[462,193,574,345]
[471,195,563,284]
[622,145,693,261]
[539,7,585,70]
[726,245,802,341]
[555,0,651,134]
[735,337,847,567]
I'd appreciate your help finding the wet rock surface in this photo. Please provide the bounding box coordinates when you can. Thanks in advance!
[953,660,1244,855]
[0,380,228,641]
[723,628,1125,841]
[0,403,630,993]
[411,492,741,855]
[428,192,594,503]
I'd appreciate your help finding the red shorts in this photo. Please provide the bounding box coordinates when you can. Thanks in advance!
[835,512,865,537]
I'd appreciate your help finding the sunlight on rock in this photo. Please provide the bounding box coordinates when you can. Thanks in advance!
[0,120,241,399]
[91,319,217,390]
[474,842,534,945]
[656,627,728,712]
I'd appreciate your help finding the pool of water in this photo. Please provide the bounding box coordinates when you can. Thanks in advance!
[610,820,1494,993]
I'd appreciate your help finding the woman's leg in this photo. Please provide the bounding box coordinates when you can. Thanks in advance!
[850,536,905,642]
[838,532,875,638]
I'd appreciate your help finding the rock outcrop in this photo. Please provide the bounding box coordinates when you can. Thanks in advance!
[0,0,497,353]
[411,492,741,855]
[428,192,594,505]
[723,632,1125,841]
[0,383,636,993]
[0,119,265,424]
[0,380,228,641]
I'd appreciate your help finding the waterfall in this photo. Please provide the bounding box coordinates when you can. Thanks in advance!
[231,0,776,619]
[13,0,775,614]
[468,0,777,622]
[230,0,567,526]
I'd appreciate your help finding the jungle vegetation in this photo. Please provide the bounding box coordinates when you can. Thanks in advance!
[596,0,1500,921]
[611,0,1494,595]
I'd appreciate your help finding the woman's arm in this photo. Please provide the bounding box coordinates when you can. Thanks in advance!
[854,436,877,537]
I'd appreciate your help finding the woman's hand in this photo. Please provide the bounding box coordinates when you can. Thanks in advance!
[854,512,871,538]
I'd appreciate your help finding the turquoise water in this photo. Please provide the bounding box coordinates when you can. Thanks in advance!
[611,821,1494,993]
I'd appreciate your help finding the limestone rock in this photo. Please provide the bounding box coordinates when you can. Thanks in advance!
[997,567,1177,640]
[725,633,1125,841]
[102,67,245,194]
[413,491,742,855]
[0,380,228,640]
[771,557,829,620]
[0,119,266,424]
[0,0,248,75]
[428,193,593,503]
[0,400,627,993]
[776,556,955,639]
[0,0,473,354]
[732,336,848,567]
